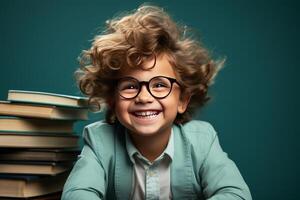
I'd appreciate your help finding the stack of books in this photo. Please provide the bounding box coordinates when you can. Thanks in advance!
[0,90,89,199]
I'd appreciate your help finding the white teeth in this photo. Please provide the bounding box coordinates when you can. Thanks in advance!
[134,111,159,117]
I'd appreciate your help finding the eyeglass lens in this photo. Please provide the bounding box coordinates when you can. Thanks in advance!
[117,76,173,99]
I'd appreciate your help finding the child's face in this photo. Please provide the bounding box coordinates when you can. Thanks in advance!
[114,53,189,138]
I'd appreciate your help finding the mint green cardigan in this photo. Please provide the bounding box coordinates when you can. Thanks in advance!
[62,120,252,200]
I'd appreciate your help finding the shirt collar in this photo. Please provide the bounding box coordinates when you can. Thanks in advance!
[125,129,174,164]
[125,130,138,164]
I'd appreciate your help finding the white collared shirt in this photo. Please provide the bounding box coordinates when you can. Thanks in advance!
[125,130,174,200]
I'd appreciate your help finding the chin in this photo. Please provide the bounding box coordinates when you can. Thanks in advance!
[129,123,172,138]
[129,127,160,137]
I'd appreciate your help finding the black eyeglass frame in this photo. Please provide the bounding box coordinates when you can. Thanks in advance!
[116,76,181,100]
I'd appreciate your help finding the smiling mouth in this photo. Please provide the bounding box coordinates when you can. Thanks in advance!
[131,111,161,118]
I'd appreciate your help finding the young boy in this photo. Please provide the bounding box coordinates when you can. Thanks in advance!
[62,5,252,200]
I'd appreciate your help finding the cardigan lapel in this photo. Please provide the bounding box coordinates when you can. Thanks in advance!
[114,125,133,200]
[171,124,194,199]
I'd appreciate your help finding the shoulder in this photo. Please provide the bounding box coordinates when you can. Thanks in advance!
[181,120,215,131]
[84,120,116,140]
[179,120,218,152]
[84,120,115,136]
[82,120,118,157]
[181,120,217,138]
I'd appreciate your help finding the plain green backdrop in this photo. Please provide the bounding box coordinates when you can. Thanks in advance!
[0,0,298,199]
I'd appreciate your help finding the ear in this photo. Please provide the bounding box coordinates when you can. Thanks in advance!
[177,93,191,114]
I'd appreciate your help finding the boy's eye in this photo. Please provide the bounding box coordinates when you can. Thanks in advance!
[150,77,171,89]
[152,82,168,88]
[123,84,138,90]
[118,82,139,91]
[150,79,171,93]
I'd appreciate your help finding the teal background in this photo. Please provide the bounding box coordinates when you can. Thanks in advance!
[0,0,298,199]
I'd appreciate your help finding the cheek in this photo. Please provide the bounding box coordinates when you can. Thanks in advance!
[114,99,130,118]
[115,100,123,113]
[161,95,181,114]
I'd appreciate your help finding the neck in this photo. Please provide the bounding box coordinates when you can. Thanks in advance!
[129,128,171,162]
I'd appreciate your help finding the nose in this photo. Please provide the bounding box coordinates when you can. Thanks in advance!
[134,85,154,103]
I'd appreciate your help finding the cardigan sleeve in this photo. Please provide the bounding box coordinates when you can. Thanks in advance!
[199,125,252,200]
[61,127,107,200]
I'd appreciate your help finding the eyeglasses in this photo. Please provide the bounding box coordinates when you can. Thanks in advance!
[116,76,180,99]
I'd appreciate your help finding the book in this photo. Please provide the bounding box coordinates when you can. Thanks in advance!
[0,132,79,148]
[0,173,67,198]
[0,192,62,200]
[0,148,80,162]
[8,90,89,108]
[0,161,73,175]
[0,192,62,199]
[0,117,74,133]
[0,101,88,120]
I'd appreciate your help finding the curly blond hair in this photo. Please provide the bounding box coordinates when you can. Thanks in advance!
[76,4,224,124]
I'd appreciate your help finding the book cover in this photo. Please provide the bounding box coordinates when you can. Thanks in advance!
[0,132,79,148]
[0,101,88,120]
[0,172,68,198]
[0,161,74,175]
[0,117,74,133]
[0,148,80,161]
[8,90,89,108]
